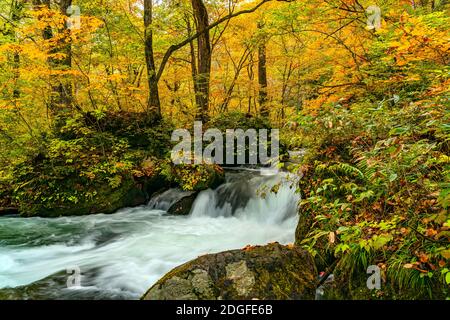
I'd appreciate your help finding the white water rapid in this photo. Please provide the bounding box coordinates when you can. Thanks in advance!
[0,169,300,299]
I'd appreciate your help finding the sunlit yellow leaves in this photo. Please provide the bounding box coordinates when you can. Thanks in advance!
[442,250,450,260]
[386,11,450,68]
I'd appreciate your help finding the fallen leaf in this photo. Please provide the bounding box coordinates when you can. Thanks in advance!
[425,228,437,237]
[329,232,336,244]
[441,249,450,260]
[419,253,429,263]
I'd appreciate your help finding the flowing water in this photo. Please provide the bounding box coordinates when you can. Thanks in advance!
[0,169,300,299]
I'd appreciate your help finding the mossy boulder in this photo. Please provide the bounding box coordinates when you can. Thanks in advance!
[9,116,175,217]
[13,158,172,217]
[6,112,226,217]
[0,272,69,300]
[142,243,317,300]
[14,174,150,217]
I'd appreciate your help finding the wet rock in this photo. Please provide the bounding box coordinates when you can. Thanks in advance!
[142,243,317,300]
[225,261,255,296]
[0,270,131,300]
[167,192,198,215]
[0,207,18,216]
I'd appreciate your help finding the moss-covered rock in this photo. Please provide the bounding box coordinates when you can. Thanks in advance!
[14,174,150,217]
[142,243,317,300]
[0,272,68,300]
[6,112,228,217]
[9,113,174,217]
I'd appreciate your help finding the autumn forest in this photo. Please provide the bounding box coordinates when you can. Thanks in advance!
[0,0,449,301]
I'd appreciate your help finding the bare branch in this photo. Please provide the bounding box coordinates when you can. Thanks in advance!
[156,0,296,82]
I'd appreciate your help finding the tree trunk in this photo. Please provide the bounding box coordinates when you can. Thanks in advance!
[186,16,200,111]
[144,0,162,119]
[257,22,269,117]
[219,47,251,112]
[191,0,211,122]
[53,0,73,115]
[33,0,74,123]
[10,0,23,99]
[247,53,255,114]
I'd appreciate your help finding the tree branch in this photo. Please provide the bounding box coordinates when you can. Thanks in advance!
[155,0,295,82]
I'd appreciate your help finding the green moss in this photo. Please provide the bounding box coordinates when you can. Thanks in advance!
[142,243,318,300]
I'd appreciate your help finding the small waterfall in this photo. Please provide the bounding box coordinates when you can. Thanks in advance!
[190,168,300,224]
[148,189,196,211]
[0,168,301,299]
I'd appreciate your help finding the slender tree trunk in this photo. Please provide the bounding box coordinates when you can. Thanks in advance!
[10,0,23,99]
[257,22,269,117]
[54,0,73,114]
[186,16,200,111]
[280,60,294,121]
[247,53,255,114]
[164,79,181,118]
[220,48,251,112]
[191,0,211,122]
[103,17,122,110]
[33,0,74,123]
[144,0,161,119]
[12,52,20,99]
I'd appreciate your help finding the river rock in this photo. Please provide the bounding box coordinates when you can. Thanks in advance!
[167,192,198,215]
[0,207,18,216]
[0,270,130,300]
[142,242,317,300]
[149,188,198,215]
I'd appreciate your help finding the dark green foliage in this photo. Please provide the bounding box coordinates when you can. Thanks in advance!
[7,112,175,216]
[292,86,449,300]
[82,111,173,157]
[207,111,271,132]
